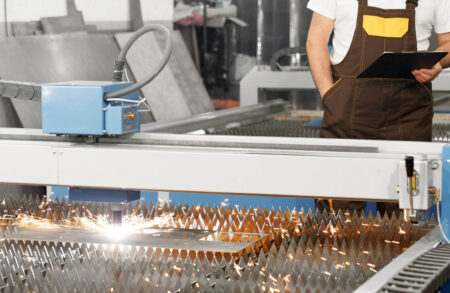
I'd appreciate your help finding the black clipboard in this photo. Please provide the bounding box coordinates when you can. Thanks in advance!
[357,51,448,79]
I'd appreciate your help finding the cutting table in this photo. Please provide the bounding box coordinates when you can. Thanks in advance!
[0,26,450,293]
[0,126,448,292]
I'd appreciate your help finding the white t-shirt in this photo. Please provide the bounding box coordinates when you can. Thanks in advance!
[307,0,450,65]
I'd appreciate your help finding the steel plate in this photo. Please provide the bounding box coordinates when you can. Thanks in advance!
[7,226,266,253]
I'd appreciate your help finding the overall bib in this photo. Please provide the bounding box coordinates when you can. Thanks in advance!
[317,0,433,213]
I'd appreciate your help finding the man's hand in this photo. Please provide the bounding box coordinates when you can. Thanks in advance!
[412,62,443,83]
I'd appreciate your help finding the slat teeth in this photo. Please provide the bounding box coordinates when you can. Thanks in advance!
[0,195,435,292]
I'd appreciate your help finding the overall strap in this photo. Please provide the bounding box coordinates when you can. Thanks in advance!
[406,0,418,10]
[358,0,368,7]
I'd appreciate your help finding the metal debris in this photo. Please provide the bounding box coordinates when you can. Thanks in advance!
[0,195,435,292]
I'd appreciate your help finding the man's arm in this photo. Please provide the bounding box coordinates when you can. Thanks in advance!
[307,12,335,98]
[412,32,450,83]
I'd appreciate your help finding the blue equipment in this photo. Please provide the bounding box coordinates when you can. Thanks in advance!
[42,81,140,136]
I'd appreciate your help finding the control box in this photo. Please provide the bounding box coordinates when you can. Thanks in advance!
[42,81,140,136]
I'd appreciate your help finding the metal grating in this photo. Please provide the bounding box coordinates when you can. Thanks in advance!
[379,243,450,293]
[0,194,436,292]
[214,119,320,137]
[214,117,450,142]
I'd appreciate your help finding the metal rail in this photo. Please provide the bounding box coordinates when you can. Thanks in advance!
[140,100,289,134]
[355,227,441,293]
[380,241,450,292]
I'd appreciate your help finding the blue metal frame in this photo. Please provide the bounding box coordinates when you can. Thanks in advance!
[69,188,140,203]
[442,146,450,241]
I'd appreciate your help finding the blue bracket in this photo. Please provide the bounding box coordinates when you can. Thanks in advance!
[69,188,140,203]
[441,146,450,241]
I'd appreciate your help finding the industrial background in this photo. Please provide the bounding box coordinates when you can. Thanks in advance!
[0,0,449,292]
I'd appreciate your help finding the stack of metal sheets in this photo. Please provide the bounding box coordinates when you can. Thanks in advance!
[0,195,435,292]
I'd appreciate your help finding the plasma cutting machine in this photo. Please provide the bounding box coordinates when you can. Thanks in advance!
[0,24,173,225]
[0,129,448,291]
[0,29,450,293]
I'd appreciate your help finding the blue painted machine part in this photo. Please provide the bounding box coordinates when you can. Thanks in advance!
[304,118,323,127]
[442,146,450,242]
[441,279,450,292]
[69,188,140,203]
[42,81,140,136]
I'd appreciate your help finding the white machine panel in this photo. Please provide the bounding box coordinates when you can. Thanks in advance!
[57,144,402,200]
[0,142,58,185]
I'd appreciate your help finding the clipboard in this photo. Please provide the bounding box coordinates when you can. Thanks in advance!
[357,51,448,79]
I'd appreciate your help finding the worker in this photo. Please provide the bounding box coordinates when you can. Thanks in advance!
[306,0,450,215]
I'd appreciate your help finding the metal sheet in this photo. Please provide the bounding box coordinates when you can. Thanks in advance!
[157,31,213,115]
[41,15,86,34]
[0,34,121,128]
[8,227,262,253]
[115,30,213,122]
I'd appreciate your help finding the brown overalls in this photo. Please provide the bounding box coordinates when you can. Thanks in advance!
[317,0,433,213]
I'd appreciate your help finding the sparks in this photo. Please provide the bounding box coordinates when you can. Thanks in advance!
[234,263,243,277]
[13,209,174,236]
[172,265,182,273]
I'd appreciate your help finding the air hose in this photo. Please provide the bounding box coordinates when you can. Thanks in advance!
[105,24,173,100]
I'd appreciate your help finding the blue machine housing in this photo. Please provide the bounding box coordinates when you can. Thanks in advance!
[42,81,140,136]
[442,146,450,242]
[69,188,140,203]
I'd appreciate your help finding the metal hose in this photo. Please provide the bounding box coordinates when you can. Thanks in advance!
[105,24,173,100]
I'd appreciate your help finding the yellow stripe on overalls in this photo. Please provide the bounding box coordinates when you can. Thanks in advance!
[363,15,409,38]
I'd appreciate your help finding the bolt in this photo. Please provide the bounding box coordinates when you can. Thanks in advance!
[431,161,439,169]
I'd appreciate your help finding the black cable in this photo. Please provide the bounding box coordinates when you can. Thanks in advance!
[105,24,172,100]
